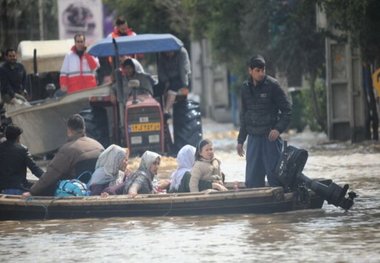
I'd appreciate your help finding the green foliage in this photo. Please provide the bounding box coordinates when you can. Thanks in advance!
[289,78,327,133]
[318,0,380,62]
[300,78,327,132]
[103,0,191,46]
[0,0,58,50]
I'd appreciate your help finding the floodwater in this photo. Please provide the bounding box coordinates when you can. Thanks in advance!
[0,120,379,263]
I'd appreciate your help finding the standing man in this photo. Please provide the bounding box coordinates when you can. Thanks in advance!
[22,114,104,196]
[237,55,292,188]
[0,48,28,103]
[157,46,191,119]
[0,125,44,195]
[60,33,99,94]
[108,16,136,38]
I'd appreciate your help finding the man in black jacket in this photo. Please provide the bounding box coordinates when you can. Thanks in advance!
[0,48,27,103]
[237,55,292,188]
[0,125,44,194]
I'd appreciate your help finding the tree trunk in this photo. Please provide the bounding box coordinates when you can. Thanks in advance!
[308,73,326,131]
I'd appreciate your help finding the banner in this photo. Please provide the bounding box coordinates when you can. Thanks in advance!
[58,0,103,45]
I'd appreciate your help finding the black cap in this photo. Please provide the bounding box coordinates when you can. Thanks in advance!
[249,55,266,69]
[5,125,23,141]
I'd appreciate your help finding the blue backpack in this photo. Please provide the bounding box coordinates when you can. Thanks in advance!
[55,179,90,197]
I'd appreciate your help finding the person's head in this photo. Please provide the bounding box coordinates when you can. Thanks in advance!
[67,114,85,137]
[177,144,196,169]
[95,144,129,176]
[5,48,17,64]
[139,151,161,178]
[74,33,86,51]
[115,16,129,36]
[195,139,214,160]
[248,55,266,83]
[5,125,23,142]
[122,58,135,77]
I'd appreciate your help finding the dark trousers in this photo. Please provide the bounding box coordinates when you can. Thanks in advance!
[245,134,282,188]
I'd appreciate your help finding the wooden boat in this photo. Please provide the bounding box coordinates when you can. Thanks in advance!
[0,182,327,220]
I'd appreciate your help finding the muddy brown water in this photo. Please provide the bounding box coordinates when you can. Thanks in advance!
[0,121,379,262]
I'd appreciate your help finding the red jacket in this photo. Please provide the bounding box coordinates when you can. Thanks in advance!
[59,46,99,94]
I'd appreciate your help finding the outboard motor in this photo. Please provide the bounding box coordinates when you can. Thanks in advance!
[276,141,357,210]
[298,173,357,210]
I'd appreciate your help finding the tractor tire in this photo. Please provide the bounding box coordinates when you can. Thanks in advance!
[173,99,202,154]
[79,106,109,147]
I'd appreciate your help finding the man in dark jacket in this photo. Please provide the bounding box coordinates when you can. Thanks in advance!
[23,114,104,196]
[0,48,27,103]
[157,46,191,119]
[0,125,44,195]
[237,55,292,188]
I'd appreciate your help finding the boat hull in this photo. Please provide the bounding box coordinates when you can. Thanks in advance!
[6,86,113,156]
[0,187,324,220]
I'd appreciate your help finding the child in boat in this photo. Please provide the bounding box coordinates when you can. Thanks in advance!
[87,144,130,195]
[168,144,212,193]
[189,139,228,192]
[123,150,161,197]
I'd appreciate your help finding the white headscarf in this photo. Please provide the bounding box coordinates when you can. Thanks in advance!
[169,145,196,192]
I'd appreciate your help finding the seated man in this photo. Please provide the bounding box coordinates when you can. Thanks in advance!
[23,114,104,196]
[121,58,156,97]
[0,125,44,195]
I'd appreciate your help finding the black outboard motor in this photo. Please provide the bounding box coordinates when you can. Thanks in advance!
[276,141,357,210]
[298,173,356,210]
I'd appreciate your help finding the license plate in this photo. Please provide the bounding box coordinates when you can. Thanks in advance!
[130,122,161,132]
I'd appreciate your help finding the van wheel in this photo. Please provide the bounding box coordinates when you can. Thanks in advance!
[79,106,109,147]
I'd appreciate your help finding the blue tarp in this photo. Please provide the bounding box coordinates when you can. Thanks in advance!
[88,33,183,57]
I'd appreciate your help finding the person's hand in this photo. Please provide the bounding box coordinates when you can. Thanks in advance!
[157,179,171,189]
[212,182,228,191]
[237,143,245,157]
[22,192,31,198]
[128,191,138,198]
[100,192,109,198]
[268,129,280,141]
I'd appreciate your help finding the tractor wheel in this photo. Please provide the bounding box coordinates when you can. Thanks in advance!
[173,99,202,154]
[79,106,109,147]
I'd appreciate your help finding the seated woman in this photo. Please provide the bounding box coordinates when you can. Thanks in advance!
[189,139,228,192]
[87,144,129,195]
[168,144,212,193]
[123,150,161,197]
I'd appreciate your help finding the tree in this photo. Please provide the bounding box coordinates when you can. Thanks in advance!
[0,0,58,53]
[184,0,327,131]
[317,0,380,64]
[103,0,191,46]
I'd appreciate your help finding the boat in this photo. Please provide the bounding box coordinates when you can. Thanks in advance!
[5,85,113,156]
[0,181,327,220]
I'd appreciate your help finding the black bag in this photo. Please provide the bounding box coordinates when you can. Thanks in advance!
[275,141,308,190]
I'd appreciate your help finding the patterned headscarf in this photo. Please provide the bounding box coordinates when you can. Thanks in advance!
[138,150,161,180]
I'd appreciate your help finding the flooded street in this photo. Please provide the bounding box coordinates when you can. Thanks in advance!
[0,119,379,263]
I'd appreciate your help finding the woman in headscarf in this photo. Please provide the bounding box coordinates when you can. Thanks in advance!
[87,144,129,195]
[123,150,161,197]
[169,145,196,192]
